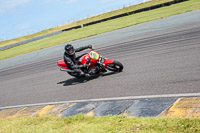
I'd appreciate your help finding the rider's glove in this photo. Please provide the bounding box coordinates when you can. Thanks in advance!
[88,45,92,49]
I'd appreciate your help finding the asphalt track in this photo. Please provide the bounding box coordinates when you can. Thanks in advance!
[0,11,200,108]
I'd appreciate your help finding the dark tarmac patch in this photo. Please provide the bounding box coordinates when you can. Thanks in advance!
[124,98,178,117]
[60,98,178,117]
[94,100,133,116]
[61,102,99,117]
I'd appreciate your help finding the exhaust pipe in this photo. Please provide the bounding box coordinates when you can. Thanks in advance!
[60,68,74,72]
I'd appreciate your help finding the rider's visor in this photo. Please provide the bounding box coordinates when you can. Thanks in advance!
[68,49,74,54]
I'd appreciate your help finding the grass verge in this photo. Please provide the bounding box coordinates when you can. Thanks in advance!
[0,114,200,133]
[0,0,200,60]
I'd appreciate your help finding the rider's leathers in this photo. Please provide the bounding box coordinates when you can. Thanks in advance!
[63,46,90,75]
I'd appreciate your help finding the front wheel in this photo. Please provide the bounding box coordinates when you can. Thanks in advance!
[107,60,123,72]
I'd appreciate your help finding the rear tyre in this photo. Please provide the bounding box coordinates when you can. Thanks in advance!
[107,60,123,72]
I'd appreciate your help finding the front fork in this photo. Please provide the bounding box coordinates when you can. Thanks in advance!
[97,61,107,73]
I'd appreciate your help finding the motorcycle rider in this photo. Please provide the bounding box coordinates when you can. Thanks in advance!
[64,44,92,77]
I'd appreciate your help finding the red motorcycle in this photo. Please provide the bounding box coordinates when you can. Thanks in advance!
[56,49,123,78]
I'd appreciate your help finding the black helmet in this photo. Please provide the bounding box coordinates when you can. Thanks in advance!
[65,44,75,55]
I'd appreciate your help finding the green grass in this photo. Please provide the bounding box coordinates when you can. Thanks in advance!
[0,0,200,60]
[0,114,200,133]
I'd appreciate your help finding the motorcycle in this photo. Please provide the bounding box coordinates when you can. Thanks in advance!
[56,49,123,78]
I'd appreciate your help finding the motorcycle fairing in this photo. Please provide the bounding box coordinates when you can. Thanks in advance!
[104,58,114,67]
[56,60,70,70]
[79,52,98,66]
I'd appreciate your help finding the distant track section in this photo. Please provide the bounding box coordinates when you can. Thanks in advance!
[0,0,189,51]
[0,31,62,50]
[62,0,189,31]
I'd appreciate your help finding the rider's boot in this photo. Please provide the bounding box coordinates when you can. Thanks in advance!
[75,69,86,77]
[79,69,86,77]
[88,68,97,75]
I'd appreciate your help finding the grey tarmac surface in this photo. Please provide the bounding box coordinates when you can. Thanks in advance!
[0,10,200,108]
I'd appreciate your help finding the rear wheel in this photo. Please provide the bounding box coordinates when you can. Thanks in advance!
[107,60,123,72]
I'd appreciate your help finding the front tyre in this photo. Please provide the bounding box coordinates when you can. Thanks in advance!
[107,60,123,72]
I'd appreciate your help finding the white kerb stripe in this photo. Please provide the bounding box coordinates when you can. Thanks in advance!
[1,92,200,110]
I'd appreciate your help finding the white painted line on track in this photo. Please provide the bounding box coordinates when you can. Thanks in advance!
[1,92,200,110]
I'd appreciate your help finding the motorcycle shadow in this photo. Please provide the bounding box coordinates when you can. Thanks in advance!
[57,72,117,86]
